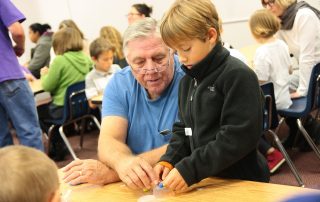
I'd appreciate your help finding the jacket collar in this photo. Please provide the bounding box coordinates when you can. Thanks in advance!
[181,41,229,81]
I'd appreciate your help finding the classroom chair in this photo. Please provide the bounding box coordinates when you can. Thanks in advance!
[277,63,320,160]
[45,81,101,159]
[261,82,304,187]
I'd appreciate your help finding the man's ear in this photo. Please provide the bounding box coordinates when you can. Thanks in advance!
[208,27,218,44]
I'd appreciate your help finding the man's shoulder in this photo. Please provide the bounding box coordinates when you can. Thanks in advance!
[109,66,137,87]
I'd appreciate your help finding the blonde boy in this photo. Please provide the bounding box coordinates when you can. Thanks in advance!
[85,37,121,109]
[154,0,269,191]
[0,145,60,202]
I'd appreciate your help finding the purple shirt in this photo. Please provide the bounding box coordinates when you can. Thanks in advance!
[0,0,26,82]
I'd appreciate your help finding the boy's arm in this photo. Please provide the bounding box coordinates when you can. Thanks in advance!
[159,110,191,166]
[175,68,264,186]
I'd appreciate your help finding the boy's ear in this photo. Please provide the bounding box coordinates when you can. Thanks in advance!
[91,56,98,62]
[48,189,60,202]
[208,28,218,44]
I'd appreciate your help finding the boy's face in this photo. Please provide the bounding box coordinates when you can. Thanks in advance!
[92,50,114,72]
[174,28,217,69]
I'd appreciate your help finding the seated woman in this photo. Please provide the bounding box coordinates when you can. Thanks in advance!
[25,23,53,79]
[127,3,153,25]
[100,26,128,68]
[38,27,92,161]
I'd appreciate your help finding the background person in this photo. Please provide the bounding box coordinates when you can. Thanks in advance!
[0,145,60,202]
[127,3,153,25]
[38,27,91,161]
[261,0,320,98]
[100,26,128,68]
[250,9,292,173]
[85,37,121,109]
[24,23,53,79]
[0,0,43,151]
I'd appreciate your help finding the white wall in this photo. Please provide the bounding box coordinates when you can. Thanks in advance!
[12,0,319,63]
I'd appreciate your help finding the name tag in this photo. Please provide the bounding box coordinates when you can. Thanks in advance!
[185,128,192,136]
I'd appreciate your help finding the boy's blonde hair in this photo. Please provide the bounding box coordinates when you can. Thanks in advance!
[160,0,220,48]
[249,9,280,39]
[90,37,115,59]
[0,145,59,202]
[53,27,83,55]
[261,0,297,10]
[100,26,124,60]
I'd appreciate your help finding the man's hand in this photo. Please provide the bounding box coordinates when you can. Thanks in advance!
[115,156,157,190]
[62,159,119,185]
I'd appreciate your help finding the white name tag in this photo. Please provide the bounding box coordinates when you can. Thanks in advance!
[185,128,192,136]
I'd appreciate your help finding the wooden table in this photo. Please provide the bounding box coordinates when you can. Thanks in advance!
[91,94,103,105]
[60,178,320,202]
[28,79,43,94]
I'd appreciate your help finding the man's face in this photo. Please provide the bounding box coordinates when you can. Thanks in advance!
[126,35,174,100]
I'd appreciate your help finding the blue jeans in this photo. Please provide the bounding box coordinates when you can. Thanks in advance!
[0,79,43,150]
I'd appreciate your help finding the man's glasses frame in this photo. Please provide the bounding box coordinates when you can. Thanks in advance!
[131,50,171,75]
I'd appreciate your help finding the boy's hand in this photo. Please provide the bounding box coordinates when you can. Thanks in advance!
[154,163,171,182]
[162,168,188,192]
[40,66,49,76]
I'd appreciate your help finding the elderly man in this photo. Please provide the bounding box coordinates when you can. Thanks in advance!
[62,18,184,189]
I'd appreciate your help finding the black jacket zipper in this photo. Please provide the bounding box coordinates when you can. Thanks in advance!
[188,78,197,151]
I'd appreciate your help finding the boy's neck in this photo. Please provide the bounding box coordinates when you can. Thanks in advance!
[94,65,111,74]
[257,36,276,44]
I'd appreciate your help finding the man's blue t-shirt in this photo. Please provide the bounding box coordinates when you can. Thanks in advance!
[102,57,184,154]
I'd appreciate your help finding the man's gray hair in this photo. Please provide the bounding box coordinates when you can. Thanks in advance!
[123,17,161,55]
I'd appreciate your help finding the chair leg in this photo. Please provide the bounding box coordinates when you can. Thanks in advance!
[59,126,77,160]
[46,125,56,155]
[90,115,101,130]
[268,130,304,187]
[79,119,86,148]
[275,117,285,134]
[296,119,320,160]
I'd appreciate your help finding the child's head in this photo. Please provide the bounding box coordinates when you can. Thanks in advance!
[160,0,220,68]
[249,9,280,42]
[100,26,124,60]
[90,37,115,72]
[53,27,83,55]
[59,19,84,39]
[0,145,60,202]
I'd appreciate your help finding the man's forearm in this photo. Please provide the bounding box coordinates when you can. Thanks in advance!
[138,144,168,166]
[98,136,133,171]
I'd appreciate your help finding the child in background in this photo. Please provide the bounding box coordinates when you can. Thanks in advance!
[85,37,120,109]
[0,145,60,202]
[38,27,91,161]
[250,9,292,173]
[154,0,269,192]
